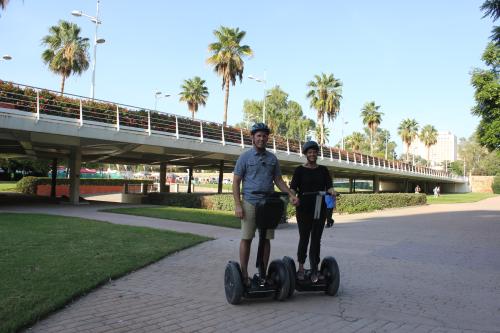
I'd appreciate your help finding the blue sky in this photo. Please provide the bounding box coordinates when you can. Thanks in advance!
[0,1,492,154]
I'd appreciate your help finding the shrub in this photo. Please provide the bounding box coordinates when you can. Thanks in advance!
[492,175,500,194]
[16,177,154,194]
[16,176,39,194]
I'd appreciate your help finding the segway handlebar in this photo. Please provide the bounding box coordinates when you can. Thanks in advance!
[299,191,340,219]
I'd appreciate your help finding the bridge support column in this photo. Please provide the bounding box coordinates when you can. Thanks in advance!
[69,147,81,205]
[50,158,57,198]
[187,167,193,193]
[218,160,224,194]
[349,178,355,193]
[373,175,380,193]
[159,162,167,192]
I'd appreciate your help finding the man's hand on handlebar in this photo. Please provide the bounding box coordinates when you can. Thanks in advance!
[289,194,299,206]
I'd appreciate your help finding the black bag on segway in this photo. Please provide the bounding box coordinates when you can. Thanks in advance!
[255,196,285,230]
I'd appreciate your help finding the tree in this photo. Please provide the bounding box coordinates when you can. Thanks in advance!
[179,76,209,120]
[470,42,500,151]
[360,101,383,155]
[0,0,8,10]
[241,86,315,140]
[306,73,342,145]
[397,118,419,161]
[419,124,438,165]
[345,132,366,152]
[457,133,500,175]
[41,20,90,95]
[315,126,330,144]
[481,0,500,44]
[206,26,253,126]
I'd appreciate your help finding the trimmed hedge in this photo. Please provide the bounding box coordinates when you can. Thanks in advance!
[16,177,153,194]
[492,175,500,194]
[148,192,427,216]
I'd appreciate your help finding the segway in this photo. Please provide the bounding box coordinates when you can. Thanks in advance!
[224,192,290,305]
[282,191,340,297]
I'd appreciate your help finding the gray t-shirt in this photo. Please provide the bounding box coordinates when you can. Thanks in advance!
[233,147,282,204]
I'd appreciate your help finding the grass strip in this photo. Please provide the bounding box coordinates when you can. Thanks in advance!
[426,193,497,204]
[102,206,240,229]
[0,213,209,333]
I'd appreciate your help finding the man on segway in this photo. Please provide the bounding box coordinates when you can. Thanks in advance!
[290,141,337,283]
[232,123,299,287]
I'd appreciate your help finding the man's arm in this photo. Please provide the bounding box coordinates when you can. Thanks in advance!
[233,174,244,218]
[274,175,299,206]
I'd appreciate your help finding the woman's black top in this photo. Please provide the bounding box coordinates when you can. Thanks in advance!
[290,165,333,214]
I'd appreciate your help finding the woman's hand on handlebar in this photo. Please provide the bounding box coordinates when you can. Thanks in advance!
[289,194,299,206]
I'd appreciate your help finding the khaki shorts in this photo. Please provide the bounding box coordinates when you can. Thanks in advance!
[241,200,275,240]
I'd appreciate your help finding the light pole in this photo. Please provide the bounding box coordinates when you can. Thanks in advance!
[72,0,105,100]
[341,118,348,150]
[385,133,389,160]
[154,91,171,111]
[248,71,267,123]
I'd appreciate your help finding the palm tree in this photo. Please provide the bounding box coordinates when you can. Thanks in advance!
[315,126,330,144]
[397,118,419,161]
[306,73,343,145]
[41,20,90,95]
[206,26,253,126]
[179,76,209,120]
[481,0,500,44]
[347,132,365,152]
[360,101,383,156]
[419,124,438,165]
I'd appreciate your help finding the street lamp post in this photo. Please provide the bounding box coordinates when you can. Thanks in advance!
[341,118,348,150]
[154,91,171,111]
[248,71,267,123]
[72,0,105,100]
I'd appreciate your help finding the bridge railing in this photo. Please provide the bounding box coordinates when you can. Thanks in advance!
[0,80,466,181]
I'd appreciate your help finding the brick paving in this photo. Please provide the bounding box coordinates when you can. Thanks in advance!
[3,196,500,333]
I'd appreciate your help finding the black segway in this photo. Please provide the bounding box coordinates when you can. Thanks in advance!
[224,192,290,305]
[282,191,340,297]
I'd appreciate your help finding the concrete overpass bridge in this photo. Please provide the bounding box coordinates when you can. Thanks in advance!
[0,81,468,204]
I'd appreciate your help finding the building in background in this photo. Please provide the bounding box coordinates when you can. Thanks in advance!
[410,131,457,167]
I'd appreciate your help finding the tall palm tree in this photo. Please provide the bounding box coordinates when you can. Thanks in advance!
[306,73,342,145]
[360,101,383,156]
[419,124,438,165]
[179,76,209,120]
[206,26,253,126]
[481,0,500,44]
[397,118,419,162]
[41,20,90,95]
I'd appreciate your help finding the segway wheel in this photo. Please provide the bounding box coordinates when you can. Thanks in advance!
[268,259,290,301]
[224,261,244,304]
[282,256,296,298]
[321,256,340,296]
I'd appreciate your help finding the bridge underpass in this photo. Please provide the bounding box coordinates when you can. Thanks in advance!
[0,82,469,204]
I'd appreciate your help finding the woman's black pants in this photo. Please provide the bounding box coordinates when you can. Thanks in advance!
[296,211,326,272]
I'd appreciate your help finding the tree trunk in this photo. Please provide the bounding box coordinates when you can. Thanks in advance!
[370,128,374,156]
[60,75,66,95]
[427,146,430,166]
[223,80,230,126]
[406,142,410,161]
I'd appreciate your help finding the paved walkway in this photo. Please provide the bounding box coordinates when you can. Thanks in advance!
[3,197,500,333]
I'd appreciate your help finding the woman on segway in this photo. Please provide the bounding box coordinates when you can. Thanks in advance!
[290,141,336,283]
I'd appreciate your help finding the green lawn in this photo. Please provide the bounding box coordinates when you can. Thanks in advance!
[195,183,232,191]
[103,206,240,229]
[0,181,17,192]
[0,213,209,333]
[426,192,497,204]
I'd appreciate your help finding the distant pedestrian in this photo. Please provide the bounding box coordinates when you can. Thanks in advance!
[433,186,438,198]
[414,185,421,193]
[437,186,441,197]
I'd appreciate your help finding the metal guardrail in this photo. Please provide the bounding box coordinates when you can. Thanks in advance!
[0,80,467,182]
